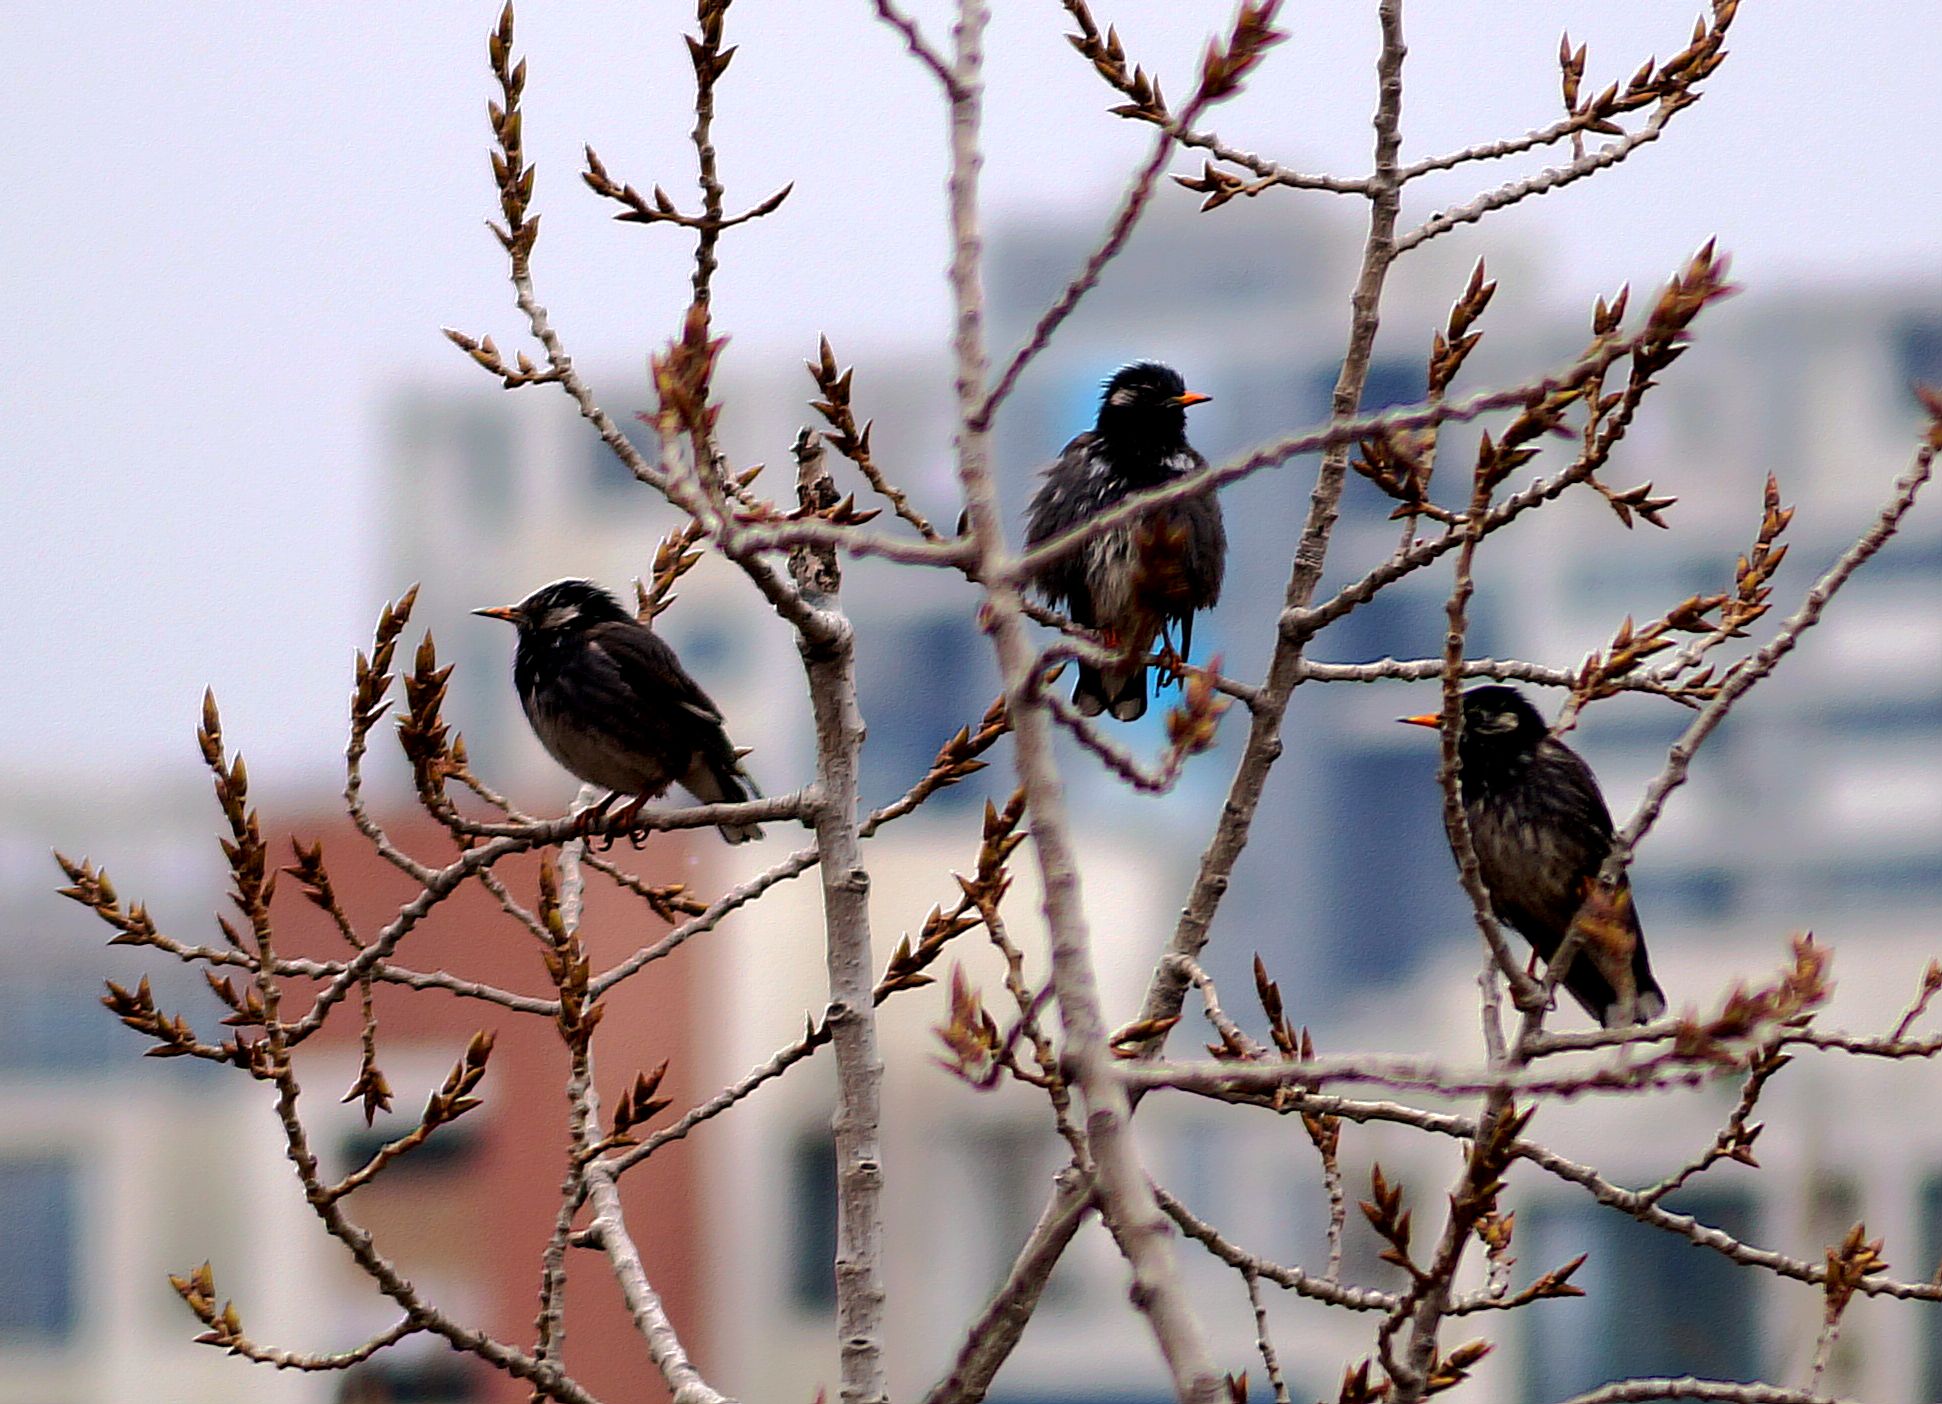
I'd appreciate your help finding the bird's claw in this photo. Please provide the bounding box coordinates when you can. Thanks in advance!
[580,794,652,852]
[1153,640,1189,689]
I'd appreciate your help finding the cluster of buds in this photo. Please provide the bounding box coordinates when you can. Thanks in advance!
[1359,258,1496,522]
[1333,1359,1389,1404]
[1450,1102,1537,1236]
[603,1060,675,1151]
[1162,655,1230,760]
[583,147,797,234]
[1430,260,1497,397]
[651,305,727,444]
[55,854,162,952]
[1061,1,1168,123]
[924,794,1035,1081]
[485,3,536,259]
[170,1262,245,1352]
[1361,1164,1420,1280]
[1626,240,1738,419]
[806,338,873,469]
[396,634,457,804]
[1823,1221,1890,1323]
[1569,250,1735,530]
[538,857,603,1054]
[637,516,711,622]
[102,974,265,1073]
[1475,381,1582,495]
[887,694,1011,818]
[1195,0,1287,105]
[1422,1339,1496,1396]
[891,792,1025,999]
[352,587,416,746]
[934,964,1003,1086]
[424,1030,496,1130]
[1671,934,1831,1066]
[199,691,277,957]
[441,328,557,389]
[1062,0,1285,125]
[1559,0,1737,132]
[1172,162,1277,214]
[582,147,688,227]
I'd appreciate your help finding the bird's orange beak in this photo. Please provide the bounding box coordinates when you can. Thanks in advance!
[1396,712,1442,729]
[1172,391,1213,407]
[472,605,521,623]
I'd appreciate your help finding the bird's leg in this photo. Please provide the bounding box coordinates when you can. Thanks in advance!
[614,794,653,850]
[577,791,622,844]
[1153,632,1187,689]
[1522,952,1558,1013]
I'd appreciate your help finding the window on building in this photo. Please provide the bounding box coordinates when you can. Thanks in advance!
[0,969,131,1071]
[1319,744,1469,992]
[1634,866,1737,923]
[1810,856,1942,910]
[1316,583,1452,666]
[1519,1186,1762,1402]
[790,1128,838,1312]
[663,619,743,681]
[1309,358,1424,417]
[338,1120,482,1180]
[1896,318,1942,406]
[963,1123,1072,1303]
[338,1356,486,1403]
[0,1154,79,1344]
[857,613,994,812]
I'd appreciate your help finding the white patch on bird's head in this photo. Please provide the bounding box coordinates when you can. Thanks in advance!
[1472,708,1520,734]
[1109,385,1141,407]
[539,604,582,631]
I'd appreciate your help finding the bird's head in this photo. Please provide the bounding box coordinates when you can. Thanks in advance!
[1398,684,1548,764]
[1094,361,1211,449]
[473,578,633,636]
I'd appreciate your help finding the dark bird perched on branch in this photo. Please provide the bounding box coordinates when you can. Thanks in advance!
[1025,361,1226,721]
[1400,685,1666,1028]
[475,579,762,844]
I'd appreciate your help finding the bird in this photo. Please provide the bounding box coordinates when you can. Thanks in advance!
[1399,685,1666,1028]
[474,579,763,844]
[1024,361,1226,722]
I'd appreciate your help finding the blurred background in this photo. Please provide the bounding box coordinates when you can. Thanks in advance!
[4,3,1941,1401]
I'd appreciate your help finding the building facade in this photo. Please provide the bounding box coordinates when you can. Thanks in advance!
[373,192,1942,1402]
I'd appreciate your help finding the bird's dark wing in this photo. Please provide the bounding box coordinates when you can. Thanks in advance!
[581,620,742,771]
[1474,743,1614,955]
[1480,741,1664,1025]
[1025,431,1108,625]
[1156,447,1224,658]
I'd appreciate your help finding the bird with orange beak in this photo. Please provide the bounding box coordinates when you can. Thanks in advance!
[1025,361,1225,722]
[1401,685,1665,1027]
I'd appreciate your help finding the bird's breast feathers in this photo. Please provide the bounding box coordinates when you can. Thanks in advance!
[521,686,674,798]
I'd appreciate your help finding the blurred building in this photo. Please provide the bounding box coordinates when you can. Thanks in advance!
[278,813,717,1404]
[370,193,1942,1404]
[0,787,324,1404]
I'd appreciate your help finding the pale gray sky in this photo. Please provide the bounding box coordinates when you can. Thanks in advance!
[4,1,1938,794]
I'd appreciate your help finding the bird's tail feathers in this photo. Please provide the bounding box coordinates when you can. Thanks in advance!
[1572,944,1667,1029]
[684,756,763,844]
[1072,662,1147,722]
